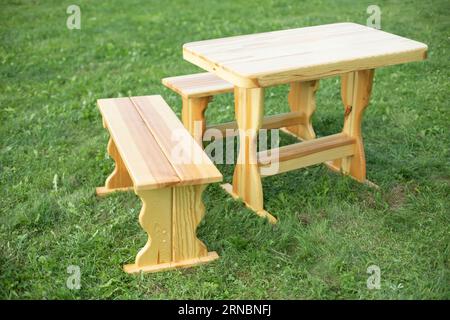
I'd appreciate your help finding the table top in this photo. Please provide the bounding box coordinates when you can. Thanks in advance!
[183,23,427,88]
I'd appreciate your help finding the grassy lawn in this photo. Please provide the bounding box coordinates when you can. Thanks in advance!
[1,0,449,299]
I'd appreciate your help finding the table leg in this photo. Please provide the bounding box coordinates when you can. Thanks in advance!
[284,80,319,140]
[330,69,375,183]
[221,87,277,224]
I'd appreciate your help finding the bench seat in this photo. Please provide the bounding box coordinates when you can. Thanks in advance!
[96,95,222,273]
[162,72,236,145]
[97,95,221,190]
[162,72,233,98]
[162,72,308,147]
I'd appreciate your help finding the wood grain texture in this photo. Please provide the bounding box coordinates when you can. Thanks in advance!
[133,188,173,268]
[97,95,222,274]
[104,138,133,188]
[232,87,265,213]
[130,95,222,186]
[94,138,134,197]
[183,22,427,88]
[263,145,356,177]
[98,97,180,190]
[286,80,319,140]
[258,134,356,177]
[182,96,210,146]
[97,96,222,191]
[123,185,219,274]
[259,133,356,163]
[208,112,305,137]
[333,69,374,182]
[96,138,134,196]
[162,72,233,98]
[172,185,208,261]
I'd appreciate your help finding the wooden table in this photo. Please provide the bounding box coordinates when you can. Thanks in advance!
[183,22,427,223]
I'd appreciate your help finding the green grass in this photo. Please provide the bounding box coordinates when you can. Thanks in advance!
[1,0,449,299]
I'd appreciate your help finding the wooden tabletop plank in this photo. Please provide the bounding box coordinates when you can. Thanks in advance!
[183,23,428,88]
[98,98,180,190]
[162,72,233,98]
[130,95,223,186]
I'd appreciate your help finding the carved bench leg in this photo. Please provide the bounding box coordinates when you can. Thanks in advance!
[283,80,319,140]
[123,185,218,274]
[96,138,133,196]
[182,96,211,146]
[330,69,375,183]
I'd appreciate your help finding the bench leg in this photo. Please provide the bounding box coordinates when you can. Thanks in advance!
[329,69,375,183]
[283,80,319,140]
[123,185,218,274]
[221,87,276,224]
[96,138,133,196]
[182,96,211,146]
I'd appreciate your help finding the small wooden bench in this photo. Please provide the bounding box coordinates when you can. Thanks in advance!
[163,72,308,145]
[96,95,222,274]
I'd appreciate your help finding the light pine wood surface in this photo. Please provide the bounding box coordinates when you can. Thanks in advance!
[162,72,233,98]
[286,80,319,140]
[181,96,210,145]
[258,133,356,177]
[183,22,427,88]
[97,96,222,191]
[95,138,134,196]
[174,23,426,221]
[97,95,222,274]
[330,69,375,182]
[97,97,180,190]
[123,184,219,274]
[228,86,278,223]
[130,95,221,187]
[208,111,306,137]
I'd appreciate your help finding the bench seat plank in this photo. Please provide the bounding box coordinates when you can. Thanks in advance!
[98,96,222,191]
[162,72,233,98]
[131,95,222,186]
[98,98,180,190]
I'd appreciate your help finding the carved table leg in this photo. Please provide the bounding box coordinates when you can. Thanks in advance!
[96,138,133,196]
[123,185,218,274]
[283,80,319,140]
[221,87,277,224]
[329,69,375,184]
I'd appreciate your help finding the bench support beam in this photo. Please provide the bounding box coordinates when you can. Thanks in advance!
[96,138,133,196]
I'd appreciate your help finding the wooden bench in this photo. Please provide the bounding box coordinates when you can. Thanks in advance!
[96,95,222,274]
[163,72,306,145]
